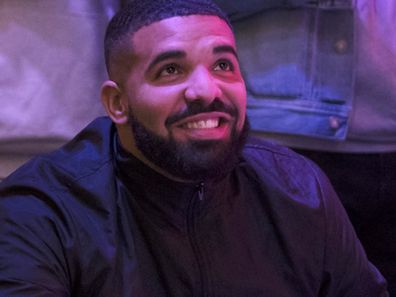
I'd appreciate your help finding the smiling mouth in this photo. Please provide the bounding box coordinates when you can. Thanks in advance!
[172,113,233,141]
[184,119,220,129]
[174,111,231,130]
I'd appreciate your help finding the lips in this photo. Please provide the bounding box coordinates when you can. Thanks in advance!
[174,112,231,128]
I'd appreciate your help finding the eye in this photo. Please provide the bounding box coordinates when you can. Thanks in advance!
[157,64,181,77]
[214,60,233,72]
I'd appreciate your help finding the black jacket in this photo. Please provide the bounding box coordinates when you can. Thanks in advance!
[0,117,388,296]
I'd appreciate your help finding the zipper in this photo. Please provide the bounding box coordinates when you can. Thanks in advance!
[186,182,209,296]
[197,182,204,201]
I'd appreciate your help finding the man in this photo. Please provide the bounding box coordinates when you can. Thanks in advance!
[0,0,389,296]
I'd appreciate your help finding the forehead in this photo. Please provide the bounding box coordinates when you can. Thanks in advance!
[131,15,236,60]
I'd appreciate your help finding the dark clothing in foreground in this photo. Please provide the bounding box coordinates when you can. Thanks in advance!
[295,148,396,296]
[0,117,388,296]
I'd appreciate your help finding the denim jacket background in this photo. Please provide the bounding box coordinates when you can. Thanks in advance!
[219,0,354,140]
[215,0,396,151]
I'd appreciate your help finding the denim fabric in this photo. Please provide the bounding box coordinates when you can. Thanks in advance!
[231,1,354,140]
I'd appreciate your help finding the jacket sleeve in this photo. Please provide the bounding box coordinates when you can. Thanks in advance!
[312,163,389,296]
[0,193,70,297]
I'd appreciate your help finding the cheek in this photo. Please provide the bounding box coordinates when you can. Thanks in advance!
[225,82,247,127]
[131,102,167,132]
[130,86,181,133]
[237,87,247,111]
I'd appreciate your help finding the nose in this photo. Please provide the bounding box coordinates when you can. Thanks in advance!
[184,66,222,104]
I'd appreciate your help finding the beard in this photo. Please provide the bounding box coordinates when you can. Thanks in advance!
[128,100,249,181]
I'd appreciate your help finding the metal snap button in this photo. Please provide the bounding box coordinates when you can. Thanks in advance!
[334,39,348,54]
[329,116,341,130]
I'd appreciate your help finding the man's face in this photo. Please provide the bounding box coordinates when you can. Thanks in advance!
[119,15,247,180]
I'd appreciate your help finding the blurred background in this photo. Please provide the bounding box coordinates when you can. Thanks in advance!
[0,0,121,179]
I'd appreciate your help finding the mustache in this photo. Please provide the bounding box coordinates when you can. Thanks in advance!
[165,99,238,126]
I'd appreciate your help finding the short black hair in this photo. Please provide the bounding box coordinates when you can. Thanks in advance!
[104,0,231,77]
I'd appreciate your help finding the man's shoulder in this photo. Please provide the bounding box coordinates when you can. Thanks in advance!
[242,136,305,164]
[242,136,321,180]
[0,117,115,196]
[241,136,326,207]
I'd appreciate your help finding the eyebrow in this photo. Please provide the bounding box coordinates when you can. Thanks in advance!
[146,45,239,73]
[147,50,186,72]
[213,45,239,60]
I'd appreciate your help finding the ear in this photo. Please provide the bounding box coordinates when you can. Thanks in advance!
[101,80,128,125]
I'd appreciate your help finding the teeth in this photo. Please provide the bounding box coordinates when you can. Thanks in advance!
[186,119,219,129]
